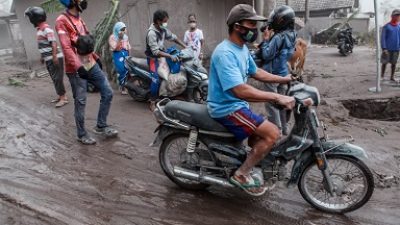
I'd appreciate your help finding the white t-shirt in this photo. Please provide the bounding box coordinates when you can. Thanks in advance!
[184,28,204,59]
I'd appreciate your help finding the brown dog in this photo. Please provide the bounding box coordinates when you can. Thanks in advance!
[288,38,307,77]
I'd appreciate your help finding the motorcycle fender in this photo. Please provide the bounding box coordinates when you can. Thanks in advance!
[150,124,186,147]
[322,141,368,159]
[286,142,367,187]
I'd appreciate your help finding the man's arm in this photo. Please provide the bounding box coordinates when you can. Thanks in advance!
[260,35,281,63]
[381,25,387,50]
[252,68,292,84]
[231,84,294,109]
[51,41,59,65]
[174,38,187,48]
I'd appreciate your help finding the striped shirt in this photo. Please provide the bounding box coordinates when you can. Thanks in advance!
[36,22,63,61]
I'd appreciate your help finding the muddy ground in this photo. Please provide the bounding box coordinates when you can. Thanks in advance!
[0,46,399,225]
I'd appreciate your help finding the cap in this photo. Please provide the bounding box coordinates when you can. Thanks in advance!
[226,4,268,26]
[392,9,400,16]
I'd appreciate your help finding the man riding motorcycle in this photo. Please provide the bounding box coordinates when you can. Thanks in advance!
[145,10,187,111]
[207,4,296,195]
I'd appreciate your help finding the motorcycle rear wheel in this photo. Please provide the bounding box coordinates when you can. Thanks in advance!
[298,155,374,213]
[339,44,350,56]
[159,134,210,190]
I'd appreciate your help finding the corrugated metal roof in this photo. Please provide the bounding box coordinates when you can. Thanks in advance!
[276,0,355,12]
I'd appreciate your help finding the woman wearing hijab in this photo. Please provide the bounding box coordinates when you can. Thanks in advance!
[109,22,131,95]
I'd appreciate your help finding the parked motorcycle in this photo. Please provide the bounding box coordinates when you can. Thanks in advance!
[124,48,208,103]
[152,82,374,214]
[337,27,355,56]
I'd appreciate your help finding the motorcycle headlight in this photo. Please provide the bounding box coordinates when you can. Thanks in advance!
[197,72,208,80]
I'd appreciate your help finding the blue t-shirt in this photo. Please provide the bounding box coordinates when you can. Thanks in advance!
[207,39,257,118]
[381,23,400,51]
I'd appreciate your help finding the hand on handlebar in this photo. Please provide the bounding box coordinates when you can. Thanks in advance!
[277,95,295,110]
[169,54,179,62]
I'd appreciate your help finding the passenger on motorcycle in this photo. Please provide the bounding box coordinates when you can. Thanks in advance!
[259,5,297,136]
[145,10,187,111]
[207,4,296,195]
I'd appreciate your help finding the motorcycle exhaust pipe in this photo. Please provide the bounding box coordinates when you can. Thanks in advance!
[173,166,234,188]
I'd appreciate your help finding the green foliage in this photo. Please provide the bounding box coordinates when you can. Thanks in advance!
[40,0,120,81]
[41,0,64,14]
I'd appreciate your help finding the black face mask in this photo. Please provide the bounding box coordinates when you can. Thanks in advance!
[76,0,88,12]
[236,24,258,43]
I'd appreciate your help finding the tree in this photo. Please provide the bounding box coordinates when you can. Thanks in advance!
[41,0,120,80]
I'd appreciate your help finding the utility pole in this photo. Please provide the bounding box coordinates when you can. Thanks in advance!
[369,0,381,92]
[304,0,310,24]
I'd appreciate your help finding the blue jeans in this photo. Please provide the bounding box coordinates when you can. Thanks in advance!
[67,64,113,138]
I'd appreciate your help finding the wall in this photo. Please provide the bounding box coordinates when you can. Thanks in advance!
[0,21,12,49]
[15,0,252,68]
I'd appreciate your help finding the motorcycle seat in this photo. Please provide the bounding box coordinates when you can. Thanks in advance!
[126,56,149,71]
[164,100,229,133]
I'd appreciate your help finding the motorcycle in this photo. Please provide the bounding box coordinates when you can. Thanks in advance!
[152,82,374,214]
[337,28,355,56]
[124,48,208,103]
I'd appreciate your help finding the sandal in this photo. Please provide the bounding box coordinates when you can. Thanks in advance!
[55,99,69,108]
[51,98,60,103]
[94,126,119,138]
[230,174,268,197]
[77,135,96,145]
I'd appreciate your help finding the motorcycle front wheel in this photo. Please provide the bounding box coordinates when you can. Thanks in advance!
[298,155,374,213]
[159,134,211,190]
[192,88,207,104]
[126,76,150,102]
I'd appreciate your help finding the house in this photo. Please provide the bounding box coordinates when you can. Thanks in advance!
[276,0,355,17]
[275,0,370,37]
[0,0,24,58]
[14,0,257,68]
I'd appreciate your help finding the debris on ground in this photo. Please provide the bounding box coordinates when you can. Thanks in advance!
[8,77,25,87]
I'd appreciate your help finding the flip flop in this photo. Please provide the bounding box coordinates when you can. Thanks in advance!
[51,98,60,103]
[55,100,69,108]
[229,175,268,197]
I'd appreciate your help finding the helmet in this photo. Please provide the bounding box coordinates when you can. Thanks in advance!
[59,0,72,8]
[24,6,46,27]
[268,5,295,32]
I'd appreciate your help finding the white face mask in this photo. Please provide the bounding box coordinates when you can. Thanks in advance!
[189,22,197,29]
[161,22,168,28]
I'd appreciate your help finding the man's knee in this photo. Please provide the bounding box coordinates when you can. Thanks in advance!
[75,97,86,106]
[256,121,280,143]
